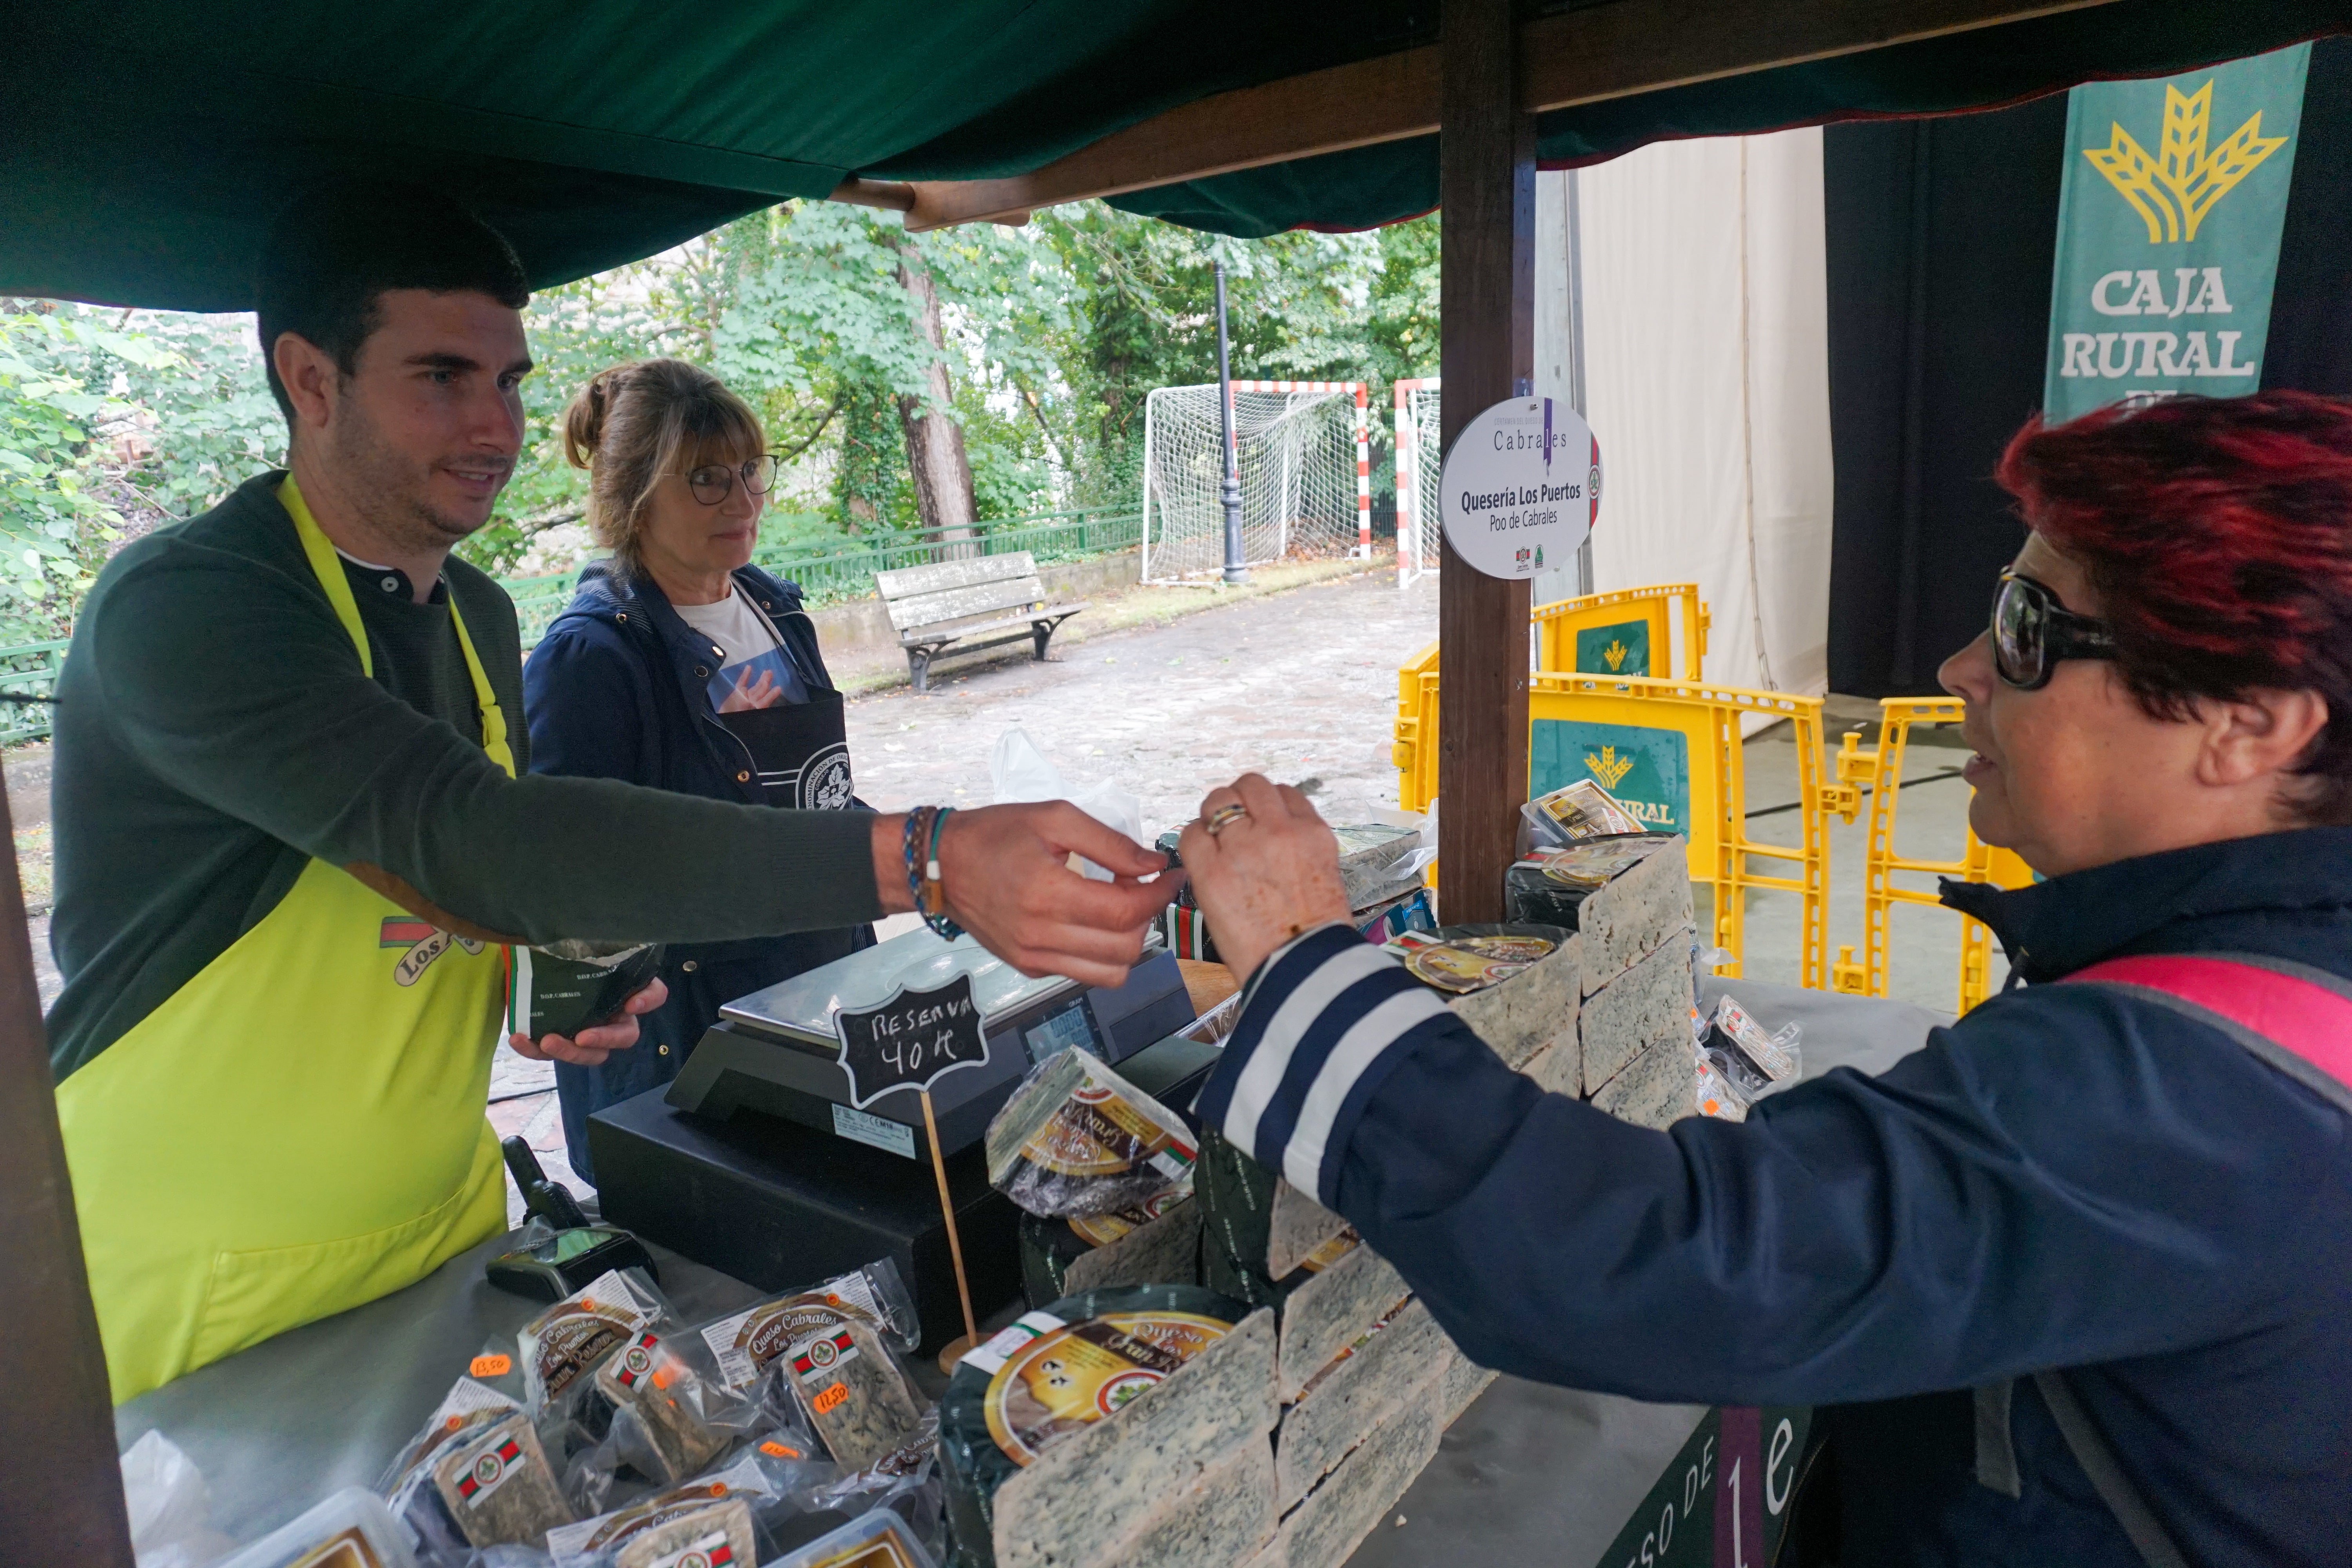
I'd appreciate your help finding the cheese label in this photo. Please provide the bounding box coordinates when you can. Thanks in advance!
[1018,1084,1196,1180]
[958,1310,1067,1377]
[703,1289,882,1390]
[981,1310,1229,1466]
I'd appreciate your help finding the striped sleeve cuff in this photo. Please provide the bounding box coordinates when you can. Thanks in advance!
[1194,923,1455,1207]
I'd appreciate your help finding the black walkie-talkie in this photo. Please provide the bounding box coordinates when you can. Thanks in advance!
[486,1137,659,1301]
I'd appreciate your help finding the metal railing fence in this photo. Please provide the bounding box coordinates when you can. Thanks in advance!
[0,507,1142,745]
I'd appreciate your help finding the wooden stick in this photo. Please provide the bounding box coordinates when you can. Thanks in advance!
[921,1089,978,1348]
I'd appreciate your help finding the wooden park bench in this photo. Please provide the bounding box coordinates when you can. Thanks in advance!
[876,550,1088,692]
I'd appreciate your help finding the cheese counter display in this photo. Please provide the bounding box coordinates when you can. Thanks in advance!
[116,810,1871,1568]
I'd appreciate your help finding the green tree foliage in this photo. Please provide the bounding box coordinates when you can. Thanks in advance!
[0,204,1441,633]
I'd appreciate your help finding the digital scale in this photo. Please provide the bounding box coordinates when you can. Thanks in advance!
[590,927,1219,1349]
[665,926,1197,1158]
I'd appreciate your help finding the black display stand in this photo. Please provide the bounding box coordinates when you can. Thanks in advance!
[590,1087,1021,1354]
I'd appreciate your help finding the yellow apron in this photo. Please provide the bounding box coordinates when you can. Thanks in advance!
[58,477,518,1401]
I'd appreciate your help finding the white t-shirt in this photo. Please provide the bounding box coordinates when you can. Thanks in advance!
[672,586,811,712]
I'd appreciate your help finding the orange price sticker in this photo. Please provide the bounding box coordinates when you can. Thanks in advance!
[469,1354,512,1377]
[811,1382,851,1415]
[759,1440,804,1460]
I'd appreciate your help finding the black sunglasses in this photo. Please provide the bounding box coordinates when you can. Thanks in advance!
[1991,572,2116,690]
[685,454,779,506]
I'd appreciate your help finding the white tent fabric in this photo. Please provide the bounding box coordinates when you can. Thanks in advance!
[1554,129,1835,702]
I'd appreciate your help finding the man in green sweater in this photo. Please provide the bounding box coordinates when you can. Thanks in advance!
[48,182,1169,1400]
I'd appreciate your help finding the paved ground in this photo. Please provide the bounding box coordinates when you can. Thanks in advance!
[24,568,1997,1212]
[846,568,1440,836]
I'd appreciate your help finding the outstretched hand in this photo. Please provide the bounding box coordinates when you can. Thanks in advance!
[1178,774,1352,982]
[874,802,1177,988]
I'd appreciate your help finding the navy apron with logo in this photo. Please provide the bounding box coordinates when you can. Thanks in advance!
[720,686,855,811]
[716,681,864,974]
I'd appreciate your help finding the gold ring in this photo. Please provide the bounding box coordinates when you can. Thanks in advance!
[1203,802,1250,836]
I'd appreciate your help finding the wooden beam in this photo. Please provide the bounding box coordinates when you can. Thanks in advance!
[0,780,133,1564]
[830,177,918,213]
[1436,0,1534,927]
[898,0,2119,229]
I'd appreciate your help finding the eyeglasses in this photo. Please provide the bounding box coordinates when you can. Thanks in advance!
[1990,571,2116,690]
[684,454,779,506]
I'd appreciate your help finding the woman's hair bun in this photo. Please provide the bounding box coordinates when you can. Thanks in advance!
[562,363,635,470]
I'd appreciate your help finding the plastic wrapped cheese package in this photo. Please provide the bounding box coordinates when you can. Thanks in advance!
[545,1448,843,1567]
[588,1323,760,1490]
[1517,779,1642,855]
[380,1376,572,1555]
[984,1047,1196,1218]
[695,1259,927,1471]
[768,1504,940,1568]
[1711,993,1802,1086]
[211,1487,418,1568]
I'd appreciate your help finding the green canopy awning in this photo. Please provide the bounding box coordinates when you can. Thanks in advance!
[4,0,2345,307]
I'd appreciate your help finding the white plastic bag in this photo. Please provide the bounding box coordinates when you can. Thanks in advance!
[121,1430,234,1568]
[988,728,1143,881]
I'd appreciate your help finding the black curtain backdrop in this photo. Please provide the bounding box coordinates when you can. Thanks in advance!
[1824,39,2352,697]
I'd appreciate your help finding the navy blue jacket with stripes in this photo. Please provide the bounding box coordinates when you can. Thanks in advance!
[1195,826,2352,1566]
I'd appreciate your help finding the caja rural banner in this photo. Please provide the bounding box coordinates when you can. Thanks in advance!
[2043,44,2310,421]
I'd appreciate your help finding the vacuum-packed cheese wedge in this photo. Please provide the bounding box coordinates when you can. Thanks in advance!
[519,1269,660,1413]
[612,1499,757,1568]
[701,1288,927,1470]
[984,1047,1197,1218]
[593,1329,728,1485]
[428,1410,572,1548]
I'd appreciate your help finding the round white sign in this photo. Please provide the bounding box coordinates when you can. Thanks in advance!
[1437,397,1601,580]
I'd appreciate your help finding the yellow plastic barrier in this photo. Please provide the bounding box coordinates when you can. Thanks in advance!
[1393,662,1847,989]
[1530,583,1710,681]
[1828,697,2033,1013]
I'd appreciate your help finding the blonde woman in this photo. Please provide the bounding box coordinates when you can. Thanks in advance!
[524,358,869,1184]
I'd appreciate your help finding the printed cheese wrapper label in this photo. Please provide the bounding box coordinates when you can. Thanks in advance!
[980,1311,1230,1466]
[518,1268,661,1412]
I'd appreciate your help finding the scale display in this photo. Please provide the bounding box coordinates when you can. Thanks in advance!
[1021,998,1102,1065]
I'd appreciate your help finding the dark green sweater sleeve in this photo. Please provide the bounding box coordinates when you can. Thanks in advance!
[85,537,882,946]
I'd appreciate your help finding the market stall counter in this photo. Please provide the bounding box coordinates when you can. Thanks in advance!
[112,973,1939,1567]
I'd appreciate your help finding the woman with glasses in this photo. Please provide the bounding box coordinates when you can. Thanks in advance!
[1173,392,2352,1564]
[523,358,871,1184]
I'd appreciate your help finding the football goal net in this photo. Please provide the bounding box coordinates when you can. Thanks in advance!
[1392,377,1442,588]
[1139,380,1370,583]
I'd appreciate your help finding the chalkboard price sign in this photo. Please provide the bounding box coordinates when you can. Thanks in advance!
[833,973,992,1110]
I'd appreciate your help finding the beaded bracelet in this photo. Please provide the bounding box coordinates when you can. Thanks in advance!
[902,805,966,941]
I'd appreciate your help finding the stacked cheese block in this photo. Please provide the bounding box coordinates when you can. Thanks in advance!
[1571,834,1703,1128]
[955,844,1697,1568]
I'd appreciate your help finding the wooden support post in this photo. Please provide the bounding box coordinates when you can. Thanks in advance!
[1437,0,1535,924]
[0,783,133,1563]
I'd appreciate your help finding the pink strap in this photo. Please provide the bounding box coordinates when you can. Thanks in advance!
[2065,955,2352,1091]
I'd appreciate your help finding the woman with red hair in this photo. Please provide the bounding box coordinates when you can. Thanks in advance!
[1180,392,2352,1565]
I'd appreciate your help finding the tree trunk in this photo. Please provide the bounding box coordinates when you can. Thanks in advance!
[894,251,980,556]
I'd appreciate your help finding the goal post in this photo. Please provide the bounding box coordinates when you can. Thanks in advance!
[1140,379,1372,584]
[1393,377,1441,589]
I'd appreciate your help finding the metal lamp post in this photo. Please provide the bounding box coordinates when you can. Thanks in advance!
[1214,260,1247,584]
